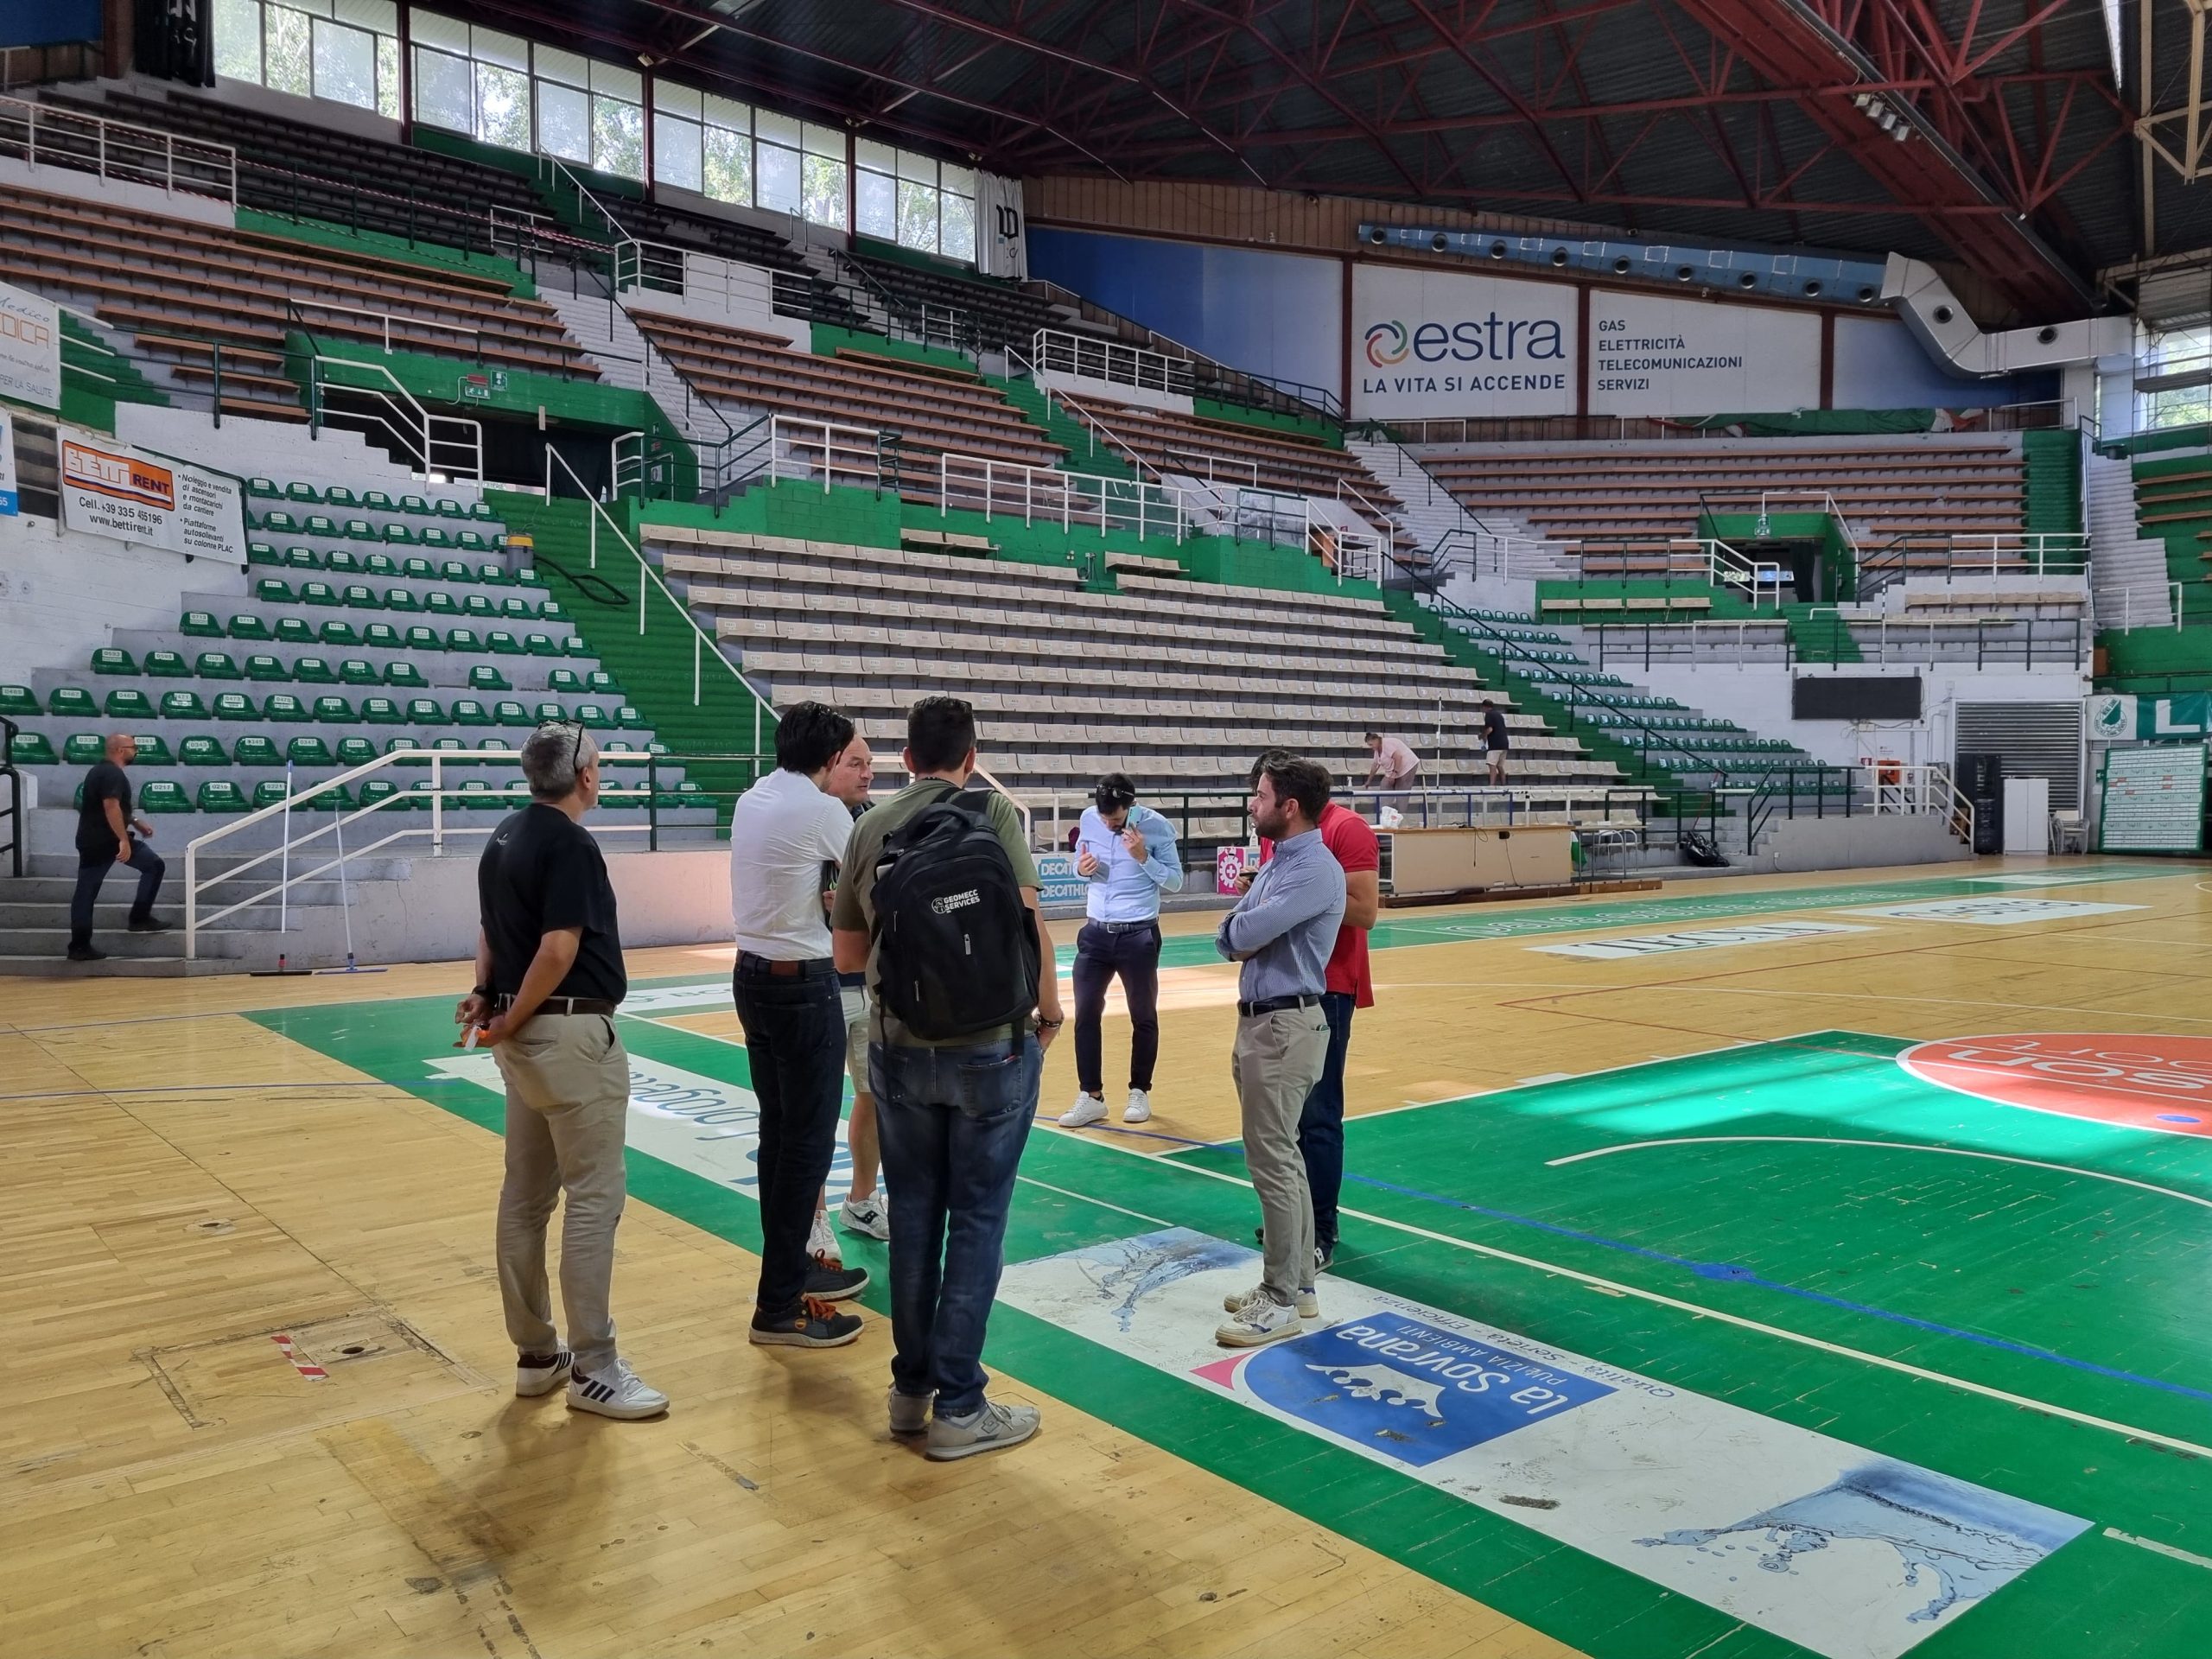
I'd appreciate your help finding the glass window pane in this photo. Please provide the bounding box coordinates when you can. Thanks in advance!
[941,162,976,199]
[592,96,645,180]
[474,61,531,151]
[533,43,588,87]
[940,189,974,263]
[755,108,801,149]
[802,154,846,228]
[214,0,263,83]
[802,122,842,160]
[896,180,938,252]
[412,44,470,130]
[312,17,376,108]
[702,124,752,205]
[410,7,467,53]
[656,79,701,119]
[855,167,894,239]
[703,92,749,132]
[591,62,642,102]
[264,3,311,94]
[757,140,801,214]
[332,0,395,32]
[856,137,896,175]
[470,25,527,69]
[653,112,702,192]
[896,149,936,182]
[375,34,399,118]
[537,79,589,162]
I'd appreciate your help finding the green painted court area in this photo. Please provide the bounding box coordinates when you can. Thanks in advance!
[251,941,2212,1659]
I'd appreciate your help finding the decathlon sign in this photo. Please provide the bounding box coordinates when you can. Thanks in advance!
[1351,264,1575,420]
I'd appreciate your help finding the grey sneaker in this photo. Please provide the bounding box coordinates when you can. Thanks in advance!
[1223,1283,1318,1319]
[1215,1293,1304,1348]
[887,1387,932,1436]
[925,1398,1040,1460]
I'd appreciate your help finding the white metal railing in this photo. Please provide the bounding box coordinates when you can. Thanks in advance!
[937,452,1186,543]
[1038,381,1170,485]
[1934,532,2092,578]
[289,297,486,358]
[0,92,236,203]
[1166,447,1261,487]
[1863,761,1964,822]
[309,355,484,483]
[1705,537,1786,606]
[1808,609,2087,666]
[615,242,811,319]
[1032,327,1195,398]
[2107,582,2186,632]
[1586,619,1793,667]
[772,416,886,493]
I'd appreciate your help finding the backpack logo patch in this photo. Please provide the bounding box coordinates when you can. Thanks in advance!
[930,888,982,915]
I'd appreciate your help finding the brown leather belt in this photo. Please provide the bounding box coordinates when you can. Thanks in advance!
[495,995,619,1016]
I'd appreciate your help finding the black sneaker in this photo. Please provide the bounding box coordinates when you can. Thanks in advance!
[66,943,106,963]
[804,1263,869,1301]
[126,916,173,933]
[1255,1227,1335,1275]
[749,1294,864,1349]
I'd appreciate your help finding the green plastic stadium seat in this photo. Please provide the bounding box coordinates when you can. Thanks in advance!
[197,780,249,812]
[470,501,497,522]
[300,582,340,608]
[602,740,639,754]
[317,621,360,648]
[457,531,489,554]
[493,700,530,727]
[179,735,227,766]
[362,492,395,512]
[462,594,497,619]
[476,561,512,586]
[398,494,430,516]
[264,693,309,724]
[517,566,543,587]
[560,637,591,658]
[244,654,289,683]
[467,665,510,692]
[384,662,427,690]
[363,553,397,579]
[246,477,279,499]
[404,626,441,652]
[435,499,466,519]
[226,613,270,642]
[385,736,426,764]
[486,630,522,656]
[340,659,380,687]
[343,519,377,543]
[499,596,531,621]
[336,736,378,766]
[539,600,566,621]
[359,696,404,725]
[424,592,460,618]
[292,658,337,685]
[548,669,582,696]
[533,702,567,723]
[380,522,416,546]
[160,690,209,721]
[49,687,99,719]
[575,702,614,730]
[325,550,361,575]
[64,733,105,765]
[274,618,316,645]
[304,515,338,538]
[615,704,647,730]
[247,542,281,568]
[302,781,355,812]
[524,632,557,658]
[384,588,420,613]
[437,562,469,588]
[91,646,135,676]
[450,699,492,727]
[421,530,453,551]
[7,732,57,766]
[181,611,223,639]
[144,649,191,678]
[105,689,156,721]
[445,628,480,653]
[232,734,282,766]
[358,779,402,810]
[139,780,191,813]
[585,671,620,696]
[312,696,353,723]
[325,486,358,510]
[401,556,435,581]
[343,584,382,610]
[283,481,318,504]
[404,697,445,725]
[429,736,470,766]
[282,546,320,571]
[256,578,294,603]
[260,511,298,534]
[194,652,241,681]
[361,624,403,652]
[131,735,174,766]
[0,684,35,716]
[288,736,334,767]
[251,780,293,810]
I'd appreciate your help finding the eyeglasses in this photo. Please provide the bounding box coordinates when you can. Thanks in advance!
[535,720,592,775]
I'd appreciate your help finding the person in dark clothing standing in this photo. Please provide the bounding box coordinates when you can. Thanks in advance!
[68,733,168,962]
[456,721,666,1421]
[1480,699,1510,784]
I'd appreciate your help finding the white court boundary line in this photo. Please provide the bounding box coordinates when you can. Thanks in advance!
[1548,1135,2212,1214]
[2105,1527,2212,1573]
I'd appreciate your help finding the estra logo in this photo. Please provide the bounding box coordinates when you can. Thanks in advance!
[1363,313,1568,368]
[1363,321,1409,367]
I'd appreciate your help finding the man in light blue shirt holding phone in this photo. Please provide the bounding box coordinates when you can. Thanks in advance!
[1059,772,1184,1128]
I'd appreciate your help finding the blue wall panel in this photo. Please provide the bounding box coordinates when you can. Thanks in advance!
[0,0,100,47]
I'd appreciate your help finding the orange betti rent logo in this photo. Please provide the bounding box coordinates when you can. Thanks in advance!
[61,439,175,512]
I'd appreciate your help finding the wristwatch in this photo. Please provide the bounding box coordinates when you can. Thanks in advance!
[471,983,494,1001]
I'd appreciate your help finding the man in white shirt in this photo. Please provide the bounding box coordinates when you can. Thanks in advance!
[1060,772,1183,1128]
[728,702,869,1350]
[1360,731,1421,792]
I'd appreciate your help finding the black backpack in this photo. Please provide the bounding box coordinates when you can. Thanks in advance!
[871,784,1039,1041]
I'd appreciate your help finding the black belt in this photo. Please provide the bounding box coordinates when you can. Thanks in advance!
[495,995,619,1016]
[1238,993,1321,1017]
[837,969,868,989]
[737,952,836,978]
[1089,918,1160,934]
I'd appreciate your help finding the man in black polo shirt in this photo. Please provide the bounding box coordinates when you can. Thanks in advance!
[455,721,664,1421]
[67,732,168,962]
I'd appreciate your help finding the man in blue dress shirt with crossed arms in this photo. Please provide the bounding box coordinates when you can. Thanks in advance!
[1213,752,1345,1348]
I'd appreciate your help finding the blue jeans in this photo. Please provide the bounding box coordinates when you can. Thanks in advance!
[871,1033,1039,1418]
[731,961,846,1322]
[1297,992,1357,1252]
[70,838,164,947]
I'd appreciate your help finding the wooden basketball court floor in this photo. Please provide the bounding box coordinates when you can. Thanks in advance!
[6,855,2212,1658]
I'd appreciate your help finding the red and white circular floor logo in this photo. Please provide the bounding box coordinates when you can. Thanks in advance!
[1898,1033,2212,1136]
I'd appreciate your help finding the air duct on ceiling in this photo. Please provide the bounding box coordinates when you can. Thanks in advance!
[1357,223,1890,305]
[1880,255,2132,376]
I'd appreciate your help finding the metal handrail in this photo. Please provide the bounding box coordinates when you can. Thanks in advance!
[0,714,21,878]
[1032,327,1195,399]
[937,452,1185,543]
[2,92,236,203]
[306,353,485,483]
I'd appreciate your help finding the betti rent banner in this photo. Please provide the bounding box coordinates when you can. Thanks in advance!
[0,278,61,411]
[58,429,248,565]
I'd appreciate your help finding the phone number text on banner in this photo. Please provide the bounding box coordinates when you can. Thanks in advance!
[59,431,247,566]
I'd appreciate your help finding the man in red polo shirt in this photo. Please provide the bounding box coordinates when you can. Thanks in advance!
[1248,753,1380,1269]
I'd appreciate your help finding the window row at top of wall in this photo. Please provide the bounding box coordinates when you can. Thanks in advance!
[208,0,979,263]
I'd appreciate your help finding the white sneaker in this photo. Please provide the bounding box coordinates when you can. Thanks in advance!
[839,1192,890,1240]
[1222,1283,1319,1319]
[567,1357,669,1421]
[515,1344,572,1397]
[1122,1089,1152,1123]
[807,1208,842,1268]
[926,1397,1040,1460]
[1216,1292,1306,1348]
[1058,1092,1108,1128]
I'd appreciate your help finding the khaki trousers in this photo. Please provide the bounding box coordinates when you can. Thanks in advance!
[493,1012,630,1376]
[1232,1004,1332,1302]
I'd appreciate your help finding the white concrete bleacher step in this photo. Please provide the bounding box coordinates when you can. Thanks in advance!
[2086,448,2172,630]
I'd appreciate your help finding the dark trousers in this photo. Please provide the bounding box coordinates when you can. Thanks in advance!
[1296,991,1357,1252]
[872,1033,1039,1418]
[70,839,164,946]
[730,961,846,1322]
[1071,919,1161,1095]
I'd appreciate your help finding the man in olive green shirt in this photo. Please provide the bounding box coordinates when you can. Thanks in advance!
[831,696,1062,1460]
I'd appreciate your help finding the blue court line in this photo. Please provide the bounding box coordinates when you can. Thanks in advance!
[1343,1170,2212,1408]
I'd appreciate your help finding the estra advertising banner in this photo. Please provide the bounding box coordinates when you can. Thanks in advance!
[1588,289,1821,416]
[1351,264,1576,421]
[59,430,247,565]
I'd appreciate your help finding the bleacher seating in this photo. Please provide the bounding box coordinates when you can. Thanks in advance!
[845,246,1063,352]
[1071,396,1403,531]
[0,180,593,421]
[1418,437,2027,557]
[648,525,1618,815]
[632,311,1067,478]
